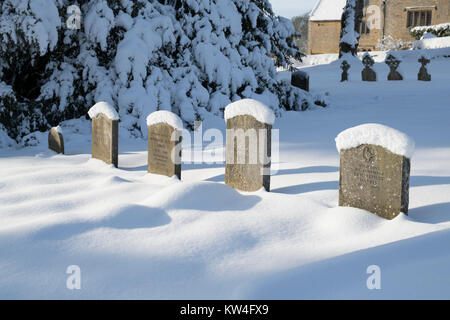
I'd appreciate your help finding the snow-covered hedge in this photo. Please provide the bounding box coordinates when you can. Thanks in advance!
[0,0,312,142]
[410,23,450,40]
[413,36,450,50]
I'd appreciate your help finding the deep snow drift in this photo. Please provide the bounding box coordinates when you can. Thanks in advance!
[0,48,449,299]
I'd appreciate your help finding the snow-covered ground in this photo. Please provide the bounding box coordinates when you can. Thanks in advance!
[1,49,449,299]
[413,36,450,50]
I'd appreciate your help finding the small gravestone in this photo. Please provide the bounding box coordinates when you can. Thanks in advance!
[361,53,376,81]
[340,60,350,82]
[336,124,415,220]
[147,111,183,179]
[48,126,64,154]
[291,70,310,91]
[88,102,119,167]
[418,56,431,81]
[385,54,403,81]
[225,99,274,192]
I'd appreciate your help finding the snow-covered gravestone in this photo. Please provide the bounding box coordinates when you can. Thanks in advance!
[385,54,403,81]
[418,56,431,81]
[88,102,119,168]
[48,126,64,154]
[336,124,415,220]
[147,111,183,180]
[225,99,274,192]
[361,53,376,82]
[340,60,350,82]
[291,70,310,92]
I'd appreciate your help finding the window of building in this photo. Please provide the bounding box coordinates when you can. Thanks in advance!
[407,10,432,28]
[361,21,370,34]
[363,0,370,17]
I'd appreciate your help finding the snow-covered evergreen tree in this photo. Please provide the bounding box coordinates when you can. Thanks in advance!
[339,0,363,58]
[0,0,312,141]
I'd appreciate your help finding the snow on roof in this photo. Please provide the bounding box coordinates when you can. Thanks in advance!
[146,110,184,130]
[335,123,415,159]
[224,99,275,125]
[310,0,347,21]
[88,101,119,120]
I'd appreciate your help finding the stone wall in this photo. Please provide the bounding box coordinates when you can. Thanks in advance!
[308,20,341,54]
[384,0,445,42]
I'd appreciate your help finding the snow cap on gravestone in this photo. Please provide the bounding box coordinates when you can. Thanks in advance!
[335,123,415,159]
[224,99,275,125]
[146,110,183,130]
[88,101,119,120]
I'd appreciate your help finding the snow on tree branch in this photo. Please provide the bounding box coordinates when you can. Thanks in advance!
[0,0,313,141]
[339,0,364,58]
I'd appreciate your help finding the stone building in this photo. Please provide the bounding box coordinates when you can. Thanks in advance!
[308,0,450,54]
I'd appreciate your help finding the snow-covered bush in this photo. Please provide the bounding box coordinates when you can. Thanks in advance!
[410,23,450,40]
[0,0,312,142]
[421,32,437,40]
[413,36,450,50]
[377,35,412,51]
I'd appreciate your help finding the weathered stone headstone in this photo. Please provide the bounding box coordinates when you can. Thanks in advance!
[340,60,350,82]
[48,126,64,154]
[225,99,274,192]
[336,124,415,220]
[291,70,310,92]
[418,56,431,81]
[361,53,376,82]
[147,111,183,179]
[385,54,403,81]
[88,102,119,167]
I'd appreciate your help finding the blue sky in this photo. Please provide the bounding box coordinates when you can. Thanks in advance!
[270,0,317,18]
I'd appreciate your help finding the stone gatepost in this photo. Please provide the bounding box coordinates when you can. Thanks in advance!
[224,99,274,192]
[336,124,415,220]
[88,102,119,167]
